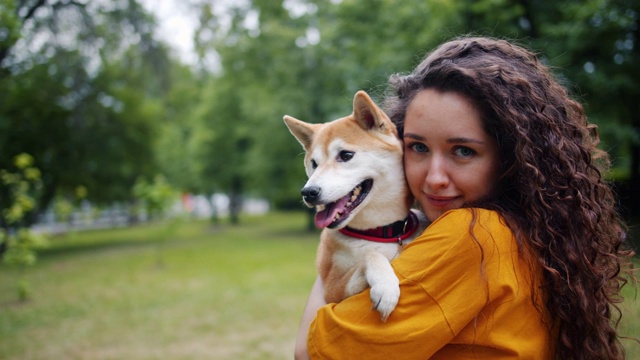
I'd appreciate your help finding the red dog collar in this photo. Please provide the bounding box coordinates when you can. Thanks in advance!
[338,212,419,244]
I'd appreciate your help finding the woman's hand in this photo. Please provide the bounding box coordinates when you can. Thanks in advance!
[294,276,326,360]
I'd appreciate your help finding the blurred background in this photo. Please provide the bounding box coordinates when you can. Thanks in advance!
[0,0,638,359]
[1,0,639,230]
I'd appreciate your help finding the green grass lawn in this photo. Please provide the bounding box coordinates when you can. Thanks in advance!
[0,212,638,359]
[0,212,319,359]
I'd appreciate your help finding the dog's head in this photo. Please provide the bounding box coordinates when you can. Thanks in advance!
[283,91,409,230]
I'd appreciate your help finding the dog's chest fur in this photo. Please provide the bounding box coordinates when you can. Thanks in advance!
[323,231,401,269]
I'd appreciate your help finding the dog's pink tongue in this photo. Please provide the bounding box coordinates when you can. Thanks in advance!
[314,197,349,228]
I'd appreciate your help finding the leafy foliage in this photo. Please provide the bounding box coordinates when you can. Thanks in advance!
[132,175,179,220]
[0,154,48,301]
[0,0,172,218]
[0,0,638,222]
[189,0,639,216]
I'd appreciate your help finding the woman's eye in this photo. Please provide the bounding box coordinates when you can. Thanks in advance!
[337,150,354,162]
[408,142,428,153]
[453,146,476,157]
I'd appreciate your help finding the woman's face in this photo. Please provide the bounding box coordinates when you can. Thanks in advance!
[403,89,500,222]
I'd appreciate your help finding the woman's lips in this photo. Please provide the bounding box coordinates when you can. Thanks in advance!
[425,194,459,208]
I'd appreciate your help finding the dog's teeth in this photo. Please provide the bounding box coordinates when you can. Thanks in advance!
[348,185,361,204]
[317,204,325,211]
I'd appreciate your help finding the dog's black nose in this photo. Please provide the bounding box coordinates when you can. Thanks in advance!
[301,186,321,202]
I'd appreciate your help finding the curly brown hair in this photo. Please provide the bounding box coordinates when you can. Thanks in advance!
[384,36,635,360]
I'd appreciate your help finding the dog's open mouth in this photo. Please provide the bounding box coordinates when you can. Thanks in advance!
[314,179,373,229]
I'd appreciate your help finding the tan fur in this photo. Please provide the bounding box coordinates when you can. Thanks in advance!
[284,91,427,321]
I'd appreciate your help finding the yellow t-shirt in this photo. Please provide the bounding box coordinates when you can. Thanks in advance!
[308,208,555,359]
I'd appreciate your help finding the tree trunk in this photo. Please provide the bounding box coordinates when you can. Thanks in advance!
[228,179,243,225]
[208,193,219,224]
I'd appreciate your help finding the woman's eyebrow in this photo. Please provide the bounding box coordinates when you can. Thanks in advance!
[447,137,486,144]
[403,133,426,141]
[404,133,486,145]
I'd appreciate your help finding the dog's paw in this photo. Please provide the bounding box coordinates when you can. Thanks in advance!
[370,282,400,322]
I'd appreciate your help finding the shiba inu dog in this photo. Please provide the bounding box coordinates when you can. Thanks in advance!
[284,91,427,321]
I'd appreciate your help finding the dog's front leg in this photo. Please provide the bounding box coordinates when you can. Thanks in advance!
[363,251,400,322]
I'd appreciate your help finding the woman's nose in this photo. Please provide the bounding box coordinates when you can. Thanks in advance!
[425,157,449,190]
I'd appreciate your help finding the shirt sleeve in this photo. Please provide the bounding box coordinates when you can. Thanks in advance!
[307,208,514,359]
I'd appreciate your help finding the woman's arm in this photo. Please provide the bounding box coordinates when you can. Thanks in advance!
[294,276,326,360]
[306,210,516,359]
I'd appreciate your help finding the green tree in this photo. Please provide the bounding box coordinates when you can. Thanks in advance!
[191,4,259,224]
[132,174,180,267]
[192,74,249,224]
[155,62,203,196]
[0,0,180,220]
[533,0,640,214]
[132,175,178,220]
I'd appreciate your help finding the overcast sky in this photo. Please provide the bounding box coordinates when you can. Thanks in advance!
[139,0,198,65]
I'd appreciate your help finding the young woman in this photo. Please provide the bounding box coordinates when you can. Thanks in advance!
[295,37,634,360]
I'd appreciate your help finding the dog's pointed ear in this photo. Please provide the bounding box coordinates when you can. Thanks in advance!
[352,91,395,135]
[283,115,317,150]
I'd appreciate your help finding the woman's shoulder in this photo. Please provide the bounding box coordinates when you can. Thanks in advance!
[404,208,515,259]
[431,207,504,225]
[398,207,523,284]
[429,208,511,239]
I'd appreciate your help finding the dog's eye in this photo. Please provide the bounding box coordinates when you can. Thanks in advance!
[337,150,354,162]
[311,159,318,169]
